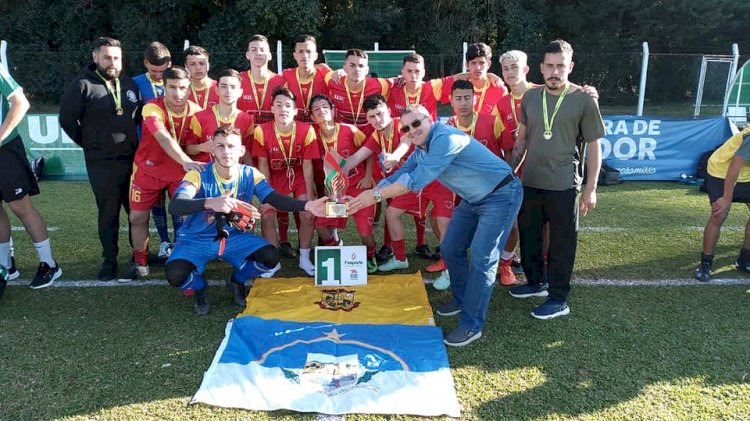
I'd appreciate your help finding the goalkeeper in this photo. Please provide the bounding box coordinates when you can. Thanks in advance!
[166,126,328,315]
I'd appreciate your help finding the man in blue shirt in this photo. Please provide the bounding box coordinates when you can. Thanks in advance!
[348,104,523,347]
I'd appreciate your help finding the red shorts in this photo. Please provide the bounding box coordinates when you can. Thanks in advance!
[129,166,181,212]
[387,191,422,218]
[269,169,307,198]
[421,181,455,218]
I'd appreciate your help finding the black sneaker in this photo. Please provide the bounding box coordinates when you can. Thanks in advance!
[8,256,19,280]
[193,288,210,316]
[736,256,750,274]
[436,301,461,317]
[225,276,248,307]
[509,283,549,298]
[695,260,712,282]
[415,244,434,259]
[376,245,394,263]
[443,328,482,347]
[279,242,299,258]
[97,260,118,281]
[29,261,62,289]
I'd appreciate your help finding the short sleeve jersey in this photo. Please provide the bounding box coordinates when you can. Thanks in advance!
[316,123,367,184]
[520,87,605,190]
[363,118,415,177]
[176,163,274,239]
[185,106,254,162]
[708,128,750,181]
[496,82,540,150]
[442,76,508,115]
[132,73,164,103]
[446,112,505,159]
[188,79,219,110]
[136,97,201,181]
[326,76,390,134]
[282,67,331,122]
[0,66,22,145]
[387,78,444,121]
[252,121,320,175]
[238,71,286,125]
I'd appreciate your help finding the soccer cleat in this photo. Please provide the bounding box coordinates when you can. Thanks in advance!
[97,261,118,281]
[415,244,434,259]
[193,288,210,316]
[511,257,524,275]
[443,328,482,347]
[157,241,173,259]
[279,242,299,258]
[8,257,19,280]
[426,258,447,273]
[497,258,517,286]
[531,299,570,320]
[375,245,393,263]
[367,257,378,274]
[436,301,461,317]
[433,270,451,290]
[118,263,149,283]
[509,283,549,298]
[736,252,750,274]
[181,288,195,297]
[695,260,712,282]
[259,262,281,278]
[225,276,248,307]
[377,256,408,272]
[29,261,62,289]
[299,258,315,276]
[431,246,441,260]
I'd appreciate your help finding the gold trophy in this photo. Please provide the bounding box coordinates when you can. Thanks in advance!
[323,151,349,218]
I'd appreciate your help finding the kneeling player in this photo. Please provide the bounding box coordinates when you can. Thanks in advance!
[166,126,327,315]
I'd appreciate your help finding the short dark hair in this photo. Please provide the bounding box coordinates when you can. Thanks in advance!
[213,125,242,139]
[216,68,241,83]
[309,94,333,111]
[272,86,296,102]
[94,36,121,51]
[163,66,190,82]
[466,42,492,62]
[293,34,316,48]
[248,34,269,45]
[451,79,474,94]
[346,49,368,60]
[544,39,574,58]
[183,46,209,63]
[402,53,424,65]
[144,41,171,66]
[363,94,387,112]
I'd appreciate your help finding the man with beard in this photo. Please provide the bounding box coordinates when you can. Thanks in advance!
[60,36,141,280]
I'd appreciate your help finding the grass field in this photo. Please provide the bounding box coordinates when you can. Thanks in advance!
[1,180,750,420]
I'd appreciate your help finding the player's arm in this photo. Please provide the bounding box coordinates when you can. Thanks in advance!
[452,71,503,87]
[383,139,411,172]
[342,146,374,174]
[712,155,745,218]
[580,139,601,216]
[357,156,374,189]
[0,86,30,144]
[510,123,527,172]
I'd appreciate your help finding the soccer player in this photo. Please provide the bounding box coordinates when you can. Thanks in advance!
[509,40,604,320]
[348,104,522,347]
[253,87,320,276]
[282,34,331,122]
[387,53,444,121]
[0,64,61,296]
[166,125,328,315]
[309,94,378,273]
[497,50,540,157]
[185,69,253,163]
[443,42,508,115]
[238,34,286,125]
[122,66,204,281]
[184,46,219,110]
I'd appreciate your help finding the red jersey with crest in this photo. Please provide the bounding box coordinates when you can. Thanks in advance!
[442,76,508,115]
[446,112,505,159]
[387,78,445,121]
[496,82,541,151]
[188,79,219,110]
[325,76,390,135]
[252,121,320,186]
[282,67,331,122]
[185,106,254,162]
[314,123,367,186]
[136,97,201,181]
[238,70,286,126]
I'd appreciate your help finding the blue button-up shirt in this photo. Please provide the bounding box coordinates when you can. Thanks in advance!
[379,123,513,203]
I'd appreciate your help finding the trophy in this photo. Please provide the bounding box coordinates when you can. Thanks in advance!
[323,151,350,218]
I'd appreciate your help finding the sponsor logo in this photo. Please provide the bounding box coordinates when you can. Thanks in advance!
[127,90,137,103]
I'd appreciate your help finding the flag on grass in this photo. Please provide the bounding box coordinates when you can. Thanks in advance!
[191,316,461,417]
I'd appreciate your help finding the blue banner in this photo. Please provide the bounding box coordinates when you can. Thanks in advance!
[601,116,734,181]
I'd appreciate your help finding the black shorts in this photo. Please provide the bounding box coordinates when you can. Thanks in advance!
[0,136,39,203]
[706,174,750,204]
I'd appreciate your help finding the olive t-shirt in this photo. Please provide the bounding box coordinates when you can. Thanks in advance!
[520,86,605,191]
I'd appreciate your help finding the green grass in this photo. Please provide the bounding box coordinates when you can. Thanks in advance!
[3,180,750,420]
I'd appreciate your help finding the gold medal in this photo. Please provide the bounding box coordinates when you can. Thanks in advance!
[543,130,552,140]
[542,84,570,141]
[115,107,124,116]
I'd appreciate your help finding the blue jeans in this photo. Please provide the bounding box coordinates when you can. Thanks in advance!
[442,178,523,332]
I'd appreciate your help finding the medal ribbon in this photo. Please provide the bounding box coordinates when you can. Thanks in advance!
[249,71,270,110]
[191,83,210,109]
[212,164,240,199]
[404,84,422,106]
[165,103,188,143]
[95,70,122,113]
[320,123,340,154]
[274,123,297,189]
[455,112,478,138]
[296,68,315,109]
[212,105,239,126]
[542,84,570,139]
[475,79,489,112]
[146,73,162,98]
[345,79,365,123]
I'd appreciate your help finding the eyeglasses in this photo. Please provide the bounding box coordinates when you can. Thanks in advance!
[399,116,428,134]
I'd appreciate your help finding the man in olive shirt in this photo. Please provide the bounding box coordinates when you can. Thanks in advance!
[509,39,604,320]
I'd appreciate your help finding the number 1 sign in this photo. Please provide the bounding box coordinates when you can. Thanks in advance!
[314,246,368,286]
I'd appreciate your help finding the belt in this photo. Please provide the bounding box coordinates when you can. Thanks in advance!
[492,173,516,192]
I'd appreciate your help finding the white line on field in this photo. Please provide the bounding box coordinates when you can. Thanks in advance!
[12,226,58,232]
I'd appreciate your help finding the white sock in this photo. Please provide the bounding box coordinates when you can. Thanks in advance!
[34,238,55,266]
[0,241,10,267]
[501,250,514,261]
[300,248,311,262]
[9,237,15,257]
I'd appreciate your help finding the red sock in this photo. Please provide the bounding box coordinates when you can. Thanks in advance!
[277,212,289,243]
[133,249,149,266]
[414,215,426,246]
[383,219,391,247]
[392,239,406,261]
[367,246,375,259]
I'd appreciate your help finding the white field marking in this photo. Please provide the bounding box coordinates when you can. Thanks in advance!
[579,227,627,233]
[12,226,59,232]
[7,277,750,288]
[687,225,744,232]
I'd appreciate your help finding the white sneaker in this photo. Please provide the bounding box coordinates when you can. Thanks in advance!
[433,270,451,290]
[299,258,315,276]
[259,263,281,278]
[377,256,408,272]
[157,241,173,258]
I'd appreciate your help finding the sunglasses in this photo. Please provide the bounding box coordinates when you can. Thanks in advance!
[399,116,428,134]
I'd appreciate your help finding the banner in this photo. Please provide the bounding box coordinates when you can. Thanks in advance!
[191,316,461,417]
[600,116,733,181]
[17,114,86,180]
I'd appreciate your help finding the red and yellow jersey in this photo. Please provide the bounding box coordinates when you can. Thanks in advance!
[188,79,219,110]
[387,78,444,121]
[362,117,414,179]
[314,123,367,185]
[442,76,508,115]
[326,76,391,134]
[252,121,320,175]
[185,105,255,162]
[446,112,505,159]
[136,97,201,181]
[238,70,286,126]
[282,67,331,122]
[496,82,541,150]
